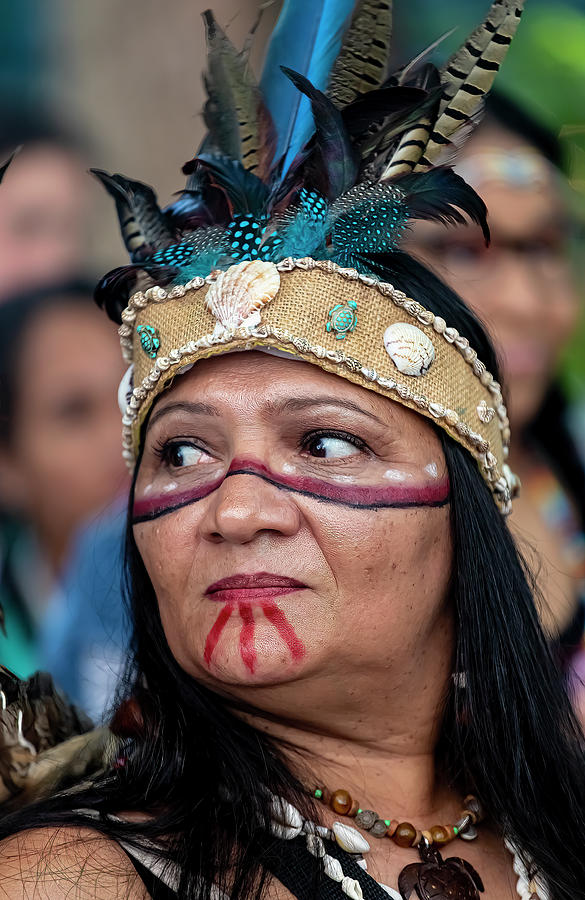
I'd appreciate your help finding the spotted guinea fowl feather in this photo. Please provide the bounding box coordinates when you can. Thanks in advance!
[327,0,393,108]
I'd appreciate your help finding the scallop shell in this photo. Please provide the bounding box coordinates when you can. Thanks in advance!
[383,322,435,376]
[205,260,280,334]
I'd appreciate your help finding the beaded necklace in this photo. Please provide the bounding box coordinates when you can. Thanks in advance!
[268,793,549,900]
[312,786,482,848]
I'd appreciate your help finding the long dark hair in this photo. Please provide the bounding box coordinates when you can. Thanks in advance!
[1,255,585,899]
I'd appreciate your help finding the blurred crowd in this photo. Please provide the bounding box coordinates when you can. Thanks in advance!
[0,0,584,724]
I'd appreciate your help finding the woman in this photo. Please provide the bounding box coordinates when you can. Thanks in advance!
[1,1,584,897]
[0,279,128,675]
[407,92,585,668]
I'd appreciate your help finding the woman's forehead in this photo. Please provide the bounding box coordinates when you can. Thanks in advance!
[151,351,428,428]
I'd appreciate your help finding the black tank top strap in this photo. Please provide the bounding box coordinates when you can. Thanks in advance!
[119,844,179,899]
[258,830,395,899]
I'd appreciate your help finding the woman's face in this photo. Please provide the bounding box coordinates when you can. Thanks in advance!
[0,144,90,301]
[134,352,452,690]
[408,125,579,430]
[0,301,128,565]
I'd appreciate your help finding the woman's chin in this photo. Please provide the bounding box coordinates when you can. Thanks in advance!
[199,644,308,687]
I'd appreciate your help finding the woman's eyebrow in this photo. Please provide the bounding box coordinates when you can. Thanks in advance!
[148,401,221,430]
[272,395,387,427]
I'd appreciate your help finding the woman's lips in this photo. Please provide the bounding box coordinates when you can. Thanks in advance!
[205,572,307,603]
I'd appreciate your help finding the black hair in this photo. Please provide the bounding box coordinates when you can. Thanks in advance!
[1,254,585,899]
[0,105,89,161]
[484,90,564,171]
[0,278,97,444]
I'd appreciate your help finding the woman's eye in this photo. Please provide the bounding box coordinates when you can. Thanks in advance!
[163,443,208,468]
[303,434,363,459]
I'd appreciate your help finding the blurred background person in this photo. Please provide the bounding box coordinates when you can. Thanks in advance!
[0,113,91,301]
[0,280,128,678]
[407,91,585,680]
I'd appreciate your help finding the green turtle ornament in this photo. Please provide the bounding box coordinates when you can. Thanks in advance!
[326,299,357,340]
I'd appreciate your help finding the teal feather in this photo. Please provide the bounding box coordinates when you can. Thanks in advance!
[262,190,330,260]
[260,0,357,173]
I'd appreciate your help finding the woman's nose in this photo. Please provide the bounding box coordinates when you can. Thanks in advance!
[200,470,302,544]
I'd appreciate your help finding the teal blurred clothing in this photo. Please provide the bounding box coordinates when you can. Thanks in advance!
[40,502,129,722]
[0,519,55,677]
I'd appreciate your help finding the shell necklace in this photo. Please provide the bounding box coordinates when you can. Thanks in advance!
[268,794,550,900]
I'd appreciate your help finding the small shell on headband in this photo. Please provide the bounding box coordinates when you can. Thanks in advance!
[476,400,495,424]
[383,322,435,376]
[205,260,280,334]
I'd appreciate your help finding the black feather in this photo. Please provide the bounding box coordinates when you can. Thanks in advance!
[281,66,359,199]
[94,264,177,324]
[0,148,20,184]
[90,170,175,262]
[393,167,490,245]
[183,154,269,217]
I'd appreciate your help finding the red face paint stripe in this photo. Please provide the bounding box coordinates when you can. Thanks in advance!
[238,602,257,674]
[133,473,224,520]
[133,457,450,522]
[261,601,306,661]
[203,604,232,667]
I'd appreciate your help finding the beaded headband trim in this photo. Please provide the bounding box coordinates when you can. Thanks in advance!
[119,257,518,515]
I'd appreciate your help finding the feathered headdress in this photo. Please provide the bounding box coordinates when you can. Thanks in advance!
[94,0,524,320]
[94,0,525,514]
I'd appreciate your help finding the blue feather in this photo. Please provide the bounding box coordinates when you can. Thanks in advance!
[260,0,357,173]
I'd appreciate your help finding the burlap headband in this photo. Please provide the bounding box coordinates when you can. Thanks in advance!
[118,257,518,514]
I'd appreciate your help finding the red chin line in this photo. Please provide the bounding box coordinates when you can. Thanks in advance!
[133,457,450,521]
[203,599,306,674]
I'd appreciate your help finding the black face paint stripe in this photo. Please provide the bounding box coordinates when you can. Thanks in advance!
[133,461,451,523]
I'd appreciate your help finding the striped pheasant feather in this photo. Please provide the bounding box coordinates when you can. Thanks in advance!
[381,0,525,179]
[327,0,393,107]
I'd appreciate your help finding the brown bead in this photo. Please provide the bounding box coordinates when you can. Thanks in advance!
[348,799,360,817]
[330,789,353,816]
[321,787,332,805]
[386,819,399,838]
[461,808,477,825]
[443,824,456,841]
[393,822,417,848]
[430,825,450,845]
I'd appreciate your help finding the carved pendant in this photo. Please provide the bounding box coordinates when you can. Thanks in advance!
[398,839,484,900]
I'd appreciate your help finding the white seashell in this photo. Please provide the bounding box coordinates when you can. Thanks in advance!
[117,365,134,415]
[270,795,303,831]
[205,260,280,334]
[322,855,344,882]
[341,876,364,900]
[332,822,371,855]
[383,323,435,377]
[476,400,495,424]
[305,835,325,859]
[270,821,302,840]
